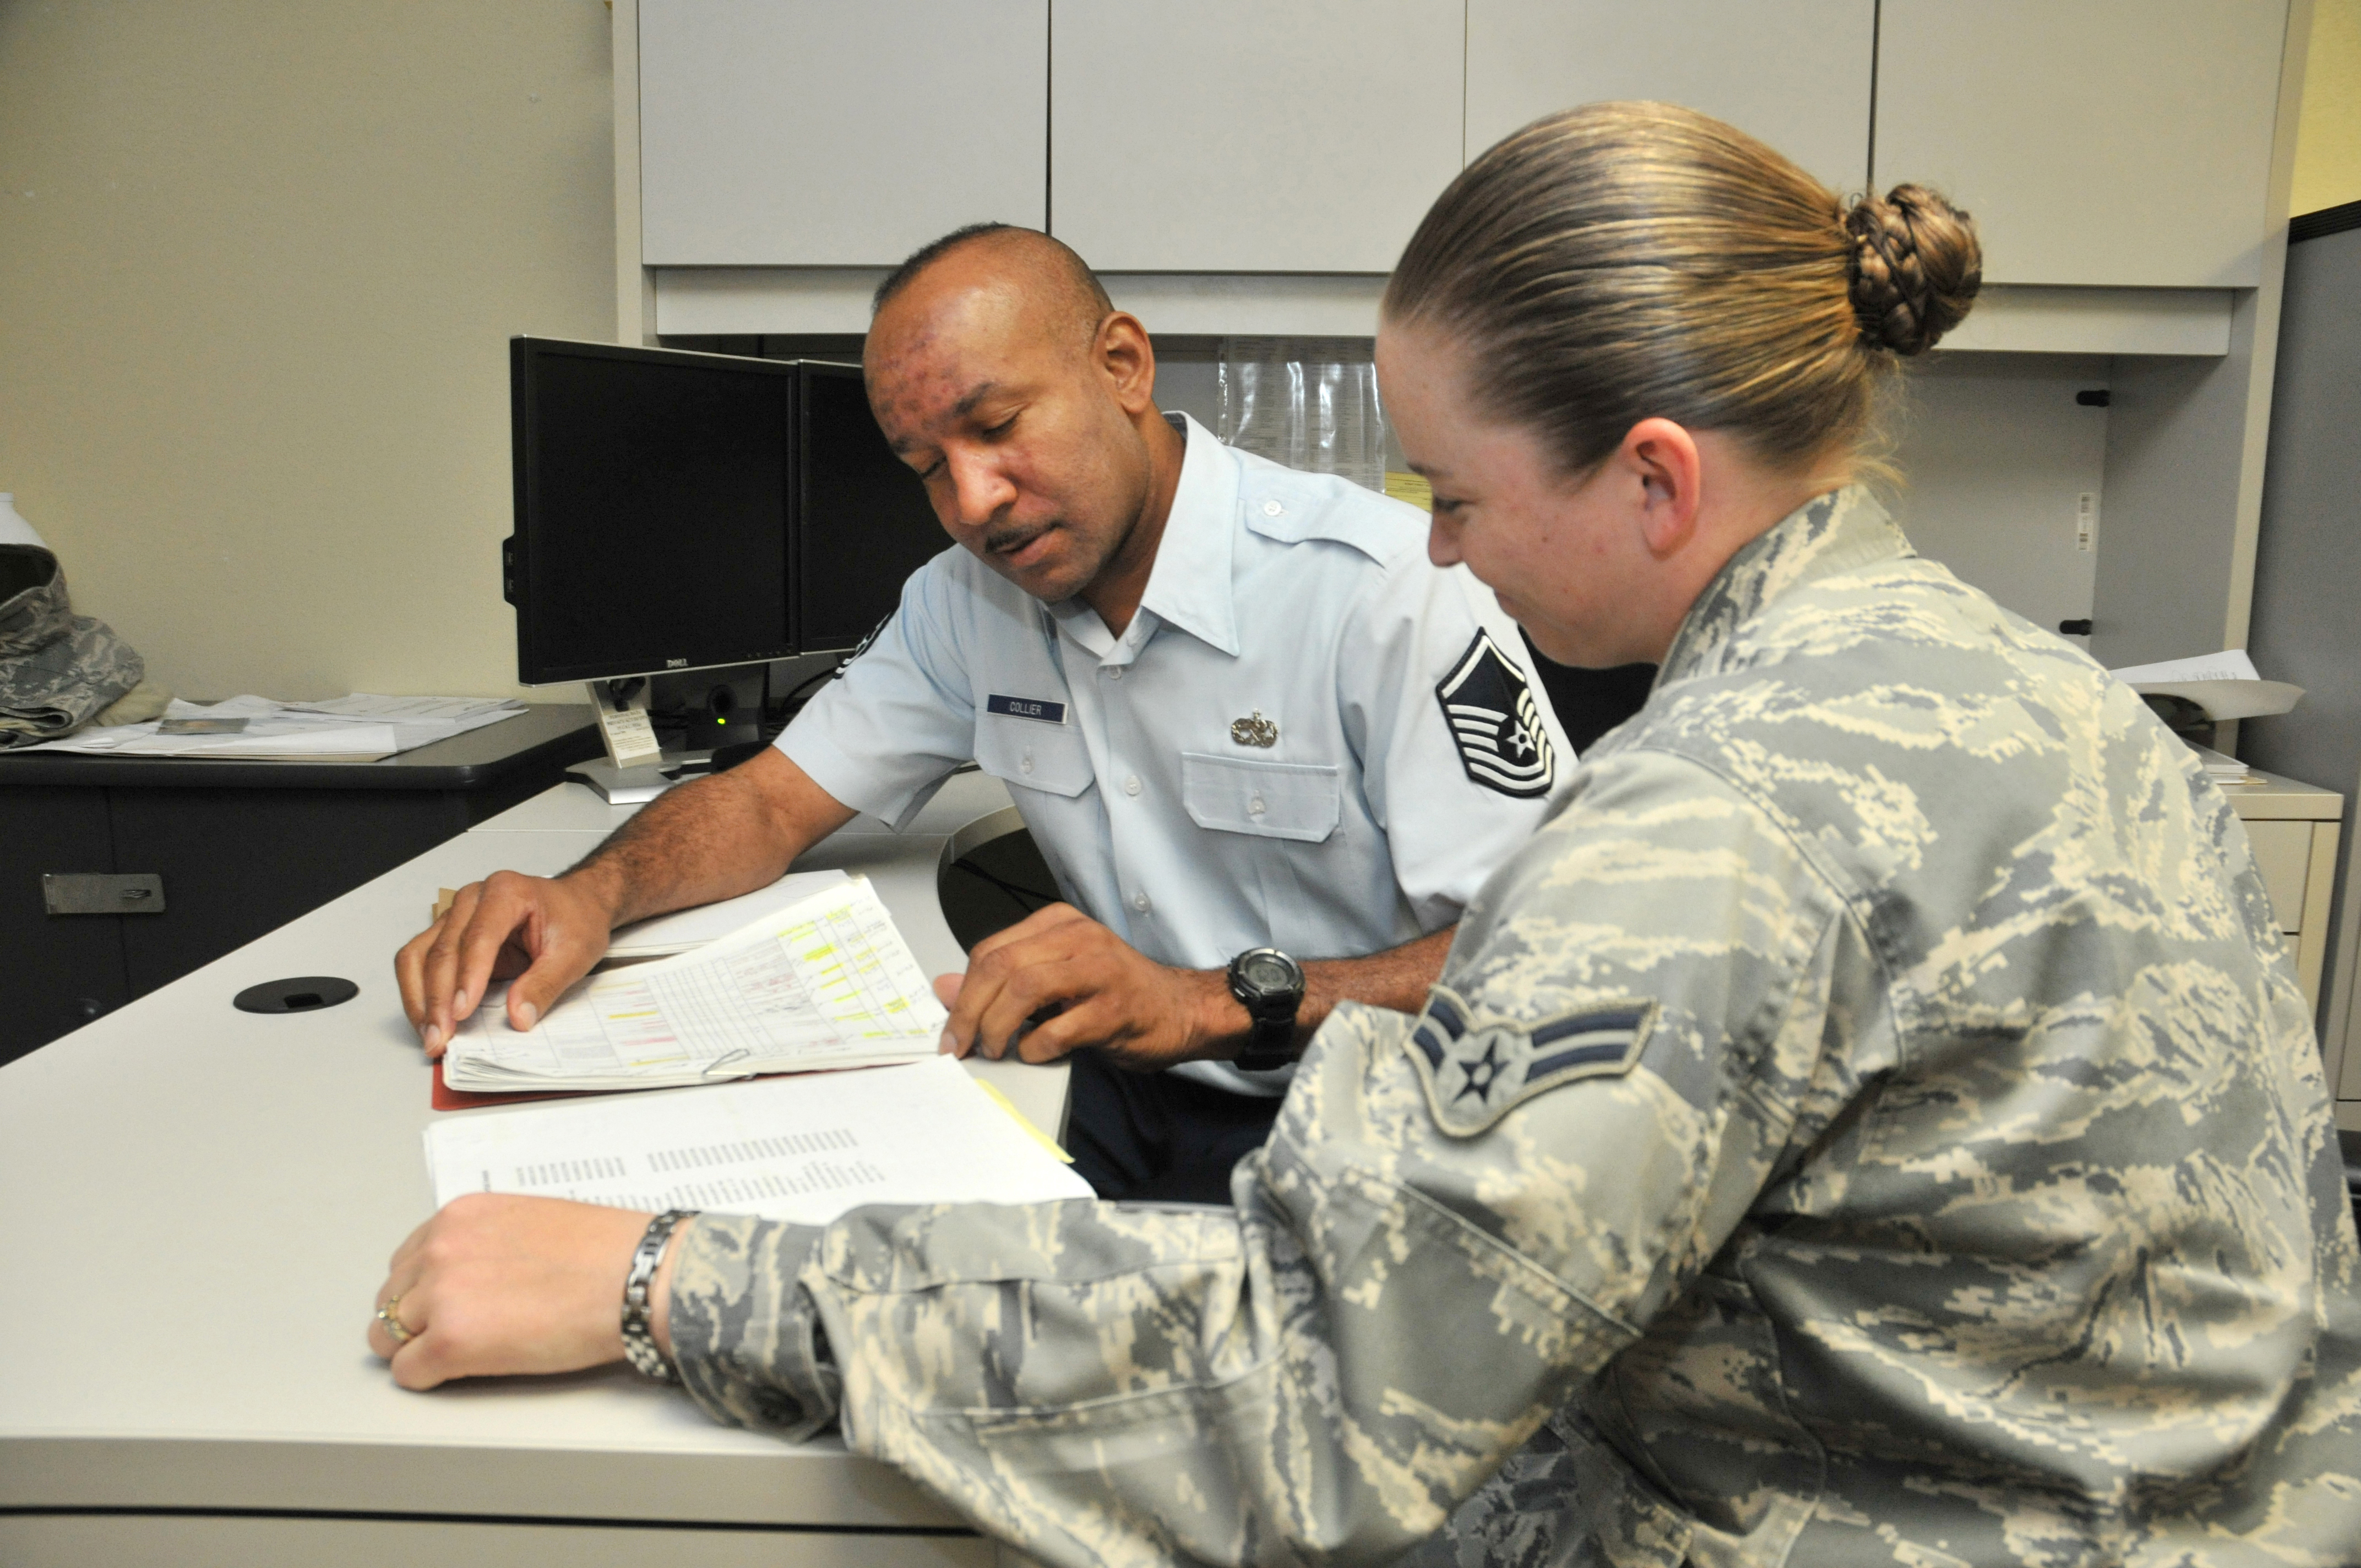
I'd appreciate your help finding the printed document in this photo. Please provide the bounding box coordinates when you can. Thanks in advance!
[425,1056,1090,1221]
[442,876,946,1091]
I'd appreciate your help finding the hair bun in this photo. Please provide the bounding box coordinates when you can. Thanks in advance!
[1845,184,1982,356]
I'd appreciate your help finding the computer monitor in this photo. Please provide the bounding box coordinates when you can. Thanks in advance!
[503,337,944,687]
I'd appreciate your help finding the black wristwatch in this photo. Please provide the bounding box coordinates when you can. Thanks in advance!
[1227,946,1306,1071]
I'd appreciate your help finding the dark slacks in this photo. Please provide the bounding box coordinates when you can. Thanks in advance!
[1063,1048,1283,1205]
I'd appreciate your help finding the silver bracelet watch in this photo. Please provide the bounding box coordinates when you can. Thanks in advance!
[622,1208,698,1382]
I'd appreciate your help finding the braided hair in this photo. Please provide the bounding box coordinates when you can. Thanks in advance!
[1845,184,1983,357]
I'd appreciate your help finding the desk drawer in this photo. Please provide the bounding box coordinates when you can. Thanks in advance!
[2243,819,2313,934]
[1,786,130,1063]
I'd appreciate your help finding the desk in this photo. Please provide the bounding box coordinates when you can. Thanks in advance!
[2216,767,2344,1012]
[0,704,604,1065]
[0,770,1060,1567]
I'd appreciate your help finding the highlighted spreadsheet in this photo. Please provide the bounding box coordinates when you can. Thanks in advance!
[443,876,946,1093]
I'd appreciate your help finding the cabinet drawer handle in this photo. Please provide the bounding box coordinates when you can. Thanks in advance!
[41,873,168,915]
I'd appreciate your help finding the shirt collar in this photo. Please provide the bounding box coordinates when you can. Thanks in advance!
[1657,486,1913,684]
[1042,412,1239,661]
[1133,413,1242,657]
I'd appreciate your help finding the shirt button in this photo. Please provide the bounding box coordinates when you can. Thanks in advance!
[1261,499,1285,517]
[1107,667,1123,682]
[1248,796,1266,816]
[1020,752,1035,775]
[1124,775,1143,797]
[1133,892,1151,913]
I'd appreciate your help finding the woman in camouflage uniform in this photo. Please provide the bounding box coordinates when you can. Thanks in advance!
[374,104,2361,1567]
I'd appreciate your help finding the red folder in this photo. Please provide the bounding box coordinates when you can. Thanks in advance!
[431,1060,595,1111]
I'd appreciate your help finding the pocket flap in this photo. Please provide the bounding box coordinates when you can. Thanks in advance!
[975,717,1095,798]
[1181,753,1340,843]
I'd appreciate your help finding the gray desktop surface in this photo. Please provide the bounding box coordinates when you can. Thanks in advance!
[0,772,1061,1545]
[0,701,600,790]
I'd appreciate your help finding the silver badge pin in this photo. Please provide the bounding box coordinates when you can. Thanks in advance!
[1230,710,1279,748]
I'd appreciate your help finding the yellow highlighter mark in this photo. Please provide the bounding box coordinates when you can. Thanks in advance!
[974,1080,1074,1163]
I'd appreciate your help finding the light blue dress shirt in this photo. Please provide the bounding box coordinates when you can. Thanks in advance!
[779,413,1573,1093]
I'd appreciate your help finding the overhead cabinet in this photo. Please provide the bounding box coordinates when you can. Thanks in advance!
[635,1,2291,293]
[637,0,1048,266]
[1464,0,1873,194]
[1873,0,2287,287]
[1049,1,1465,274]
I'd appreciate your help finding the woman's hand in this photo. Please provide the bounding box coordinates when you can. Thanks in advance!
[367,1194,686,1391]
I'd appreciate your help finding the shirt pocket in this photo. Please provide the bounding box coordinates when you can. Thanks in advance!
[1181,753,1341,844]
[973,715,1095,798]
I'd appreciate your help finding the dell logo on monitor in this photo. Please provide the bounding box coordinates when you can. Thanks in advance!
[666,658,687,668]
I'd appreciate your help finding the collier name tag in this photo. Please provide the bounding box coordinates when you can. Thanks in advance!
[987,694,1068,725]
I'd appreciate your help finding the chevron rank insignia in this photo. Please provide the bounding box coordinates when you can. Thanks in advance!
[1403,985,1656,1137]
[1437,630,1555,798]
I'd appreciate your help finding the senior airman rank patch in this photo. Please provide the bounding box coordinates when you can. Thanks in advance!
[1437,631,1555,798]
[1404,984,1656,1137]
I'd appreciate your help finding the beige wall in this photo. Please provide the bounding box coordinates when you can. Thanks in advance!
[0,1,616,702]
[2296,0,2361,213]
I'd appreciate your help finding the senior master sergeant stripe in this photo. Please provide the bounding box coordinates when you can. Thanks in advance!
[1435,630,1556,799]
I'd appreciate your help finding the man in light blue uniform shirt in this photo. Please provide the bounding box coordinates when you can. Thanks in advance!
[398,224,1573,1201]
[791,401,1564,1131]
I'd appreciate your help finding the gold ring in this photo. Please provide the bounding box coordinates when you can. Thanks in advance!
[376,1293,415,1346]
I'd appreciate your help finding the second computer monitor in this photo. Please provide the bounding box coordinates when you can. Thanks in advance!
[796,362,943,654]
[505,338,946,687]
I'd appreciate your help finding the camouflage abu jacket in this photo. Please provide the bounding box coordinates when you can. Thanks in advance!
[0,544,143,748]
[669,488,2361,1567]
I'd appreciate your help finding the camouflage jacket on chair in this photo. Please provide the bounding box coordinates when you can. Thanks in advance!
[669,488,2361,1568]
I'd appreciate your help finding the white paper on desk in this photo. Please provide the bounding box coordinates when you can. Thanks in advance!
[2190,744,2260,783]
[425,1056,1090,1220]
[606,869,851,959]
[30,699,397,759]
[443,875,947,1091]
[284,693,523,725]
[25,693,526,759]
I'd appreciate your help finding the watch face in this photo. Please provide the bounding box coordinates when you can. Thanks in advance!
[1243,952,1297,993]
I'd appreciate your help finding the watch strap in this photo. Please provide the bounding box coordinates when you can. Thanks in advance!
[622,1208,698,1383]
[1235,1011,1297,1071]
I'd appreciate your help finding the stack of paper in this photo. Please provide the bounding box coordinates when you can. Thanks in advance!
[29,693,527,760]
[2189,745,2260,786]
[426,1055,1090,1221]
[444,876,946,1092]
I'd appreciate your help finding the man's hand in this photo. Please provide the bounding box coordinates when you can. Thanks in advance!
[934,903,1246,1068]
[367,1194,684,1391]
[395,869,620,1057]
[391,752,859,1060]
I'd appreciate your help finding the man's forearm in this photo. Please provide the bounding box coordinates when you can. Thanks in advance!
[1182,925,1457,1058]
[566,749,856,929]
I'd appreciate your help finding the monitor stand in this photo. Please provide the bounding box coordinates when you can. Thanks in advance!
[564,746,726,804]
[565,758,675,804]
